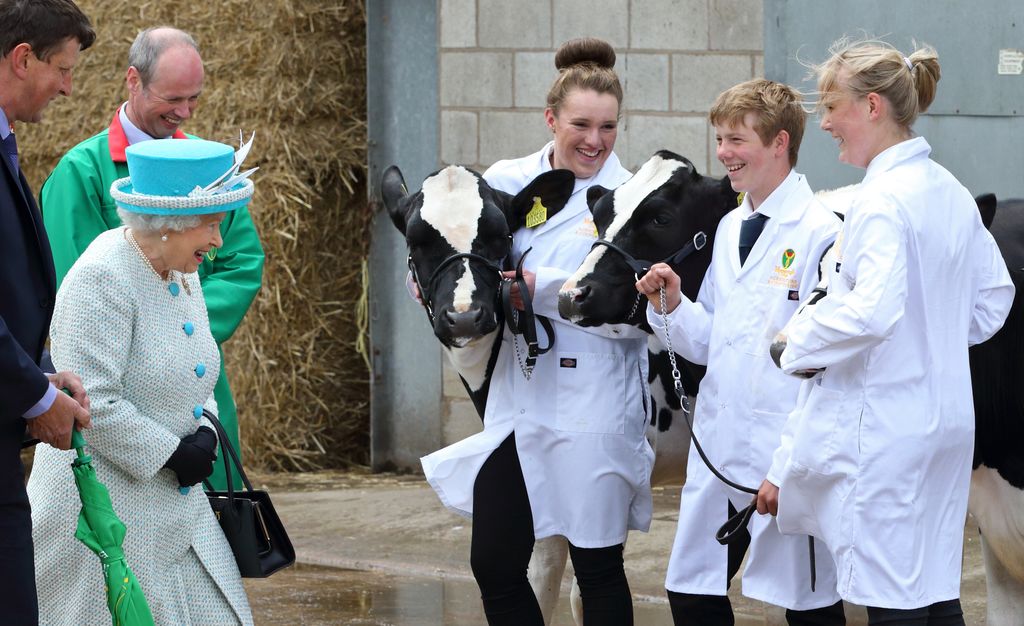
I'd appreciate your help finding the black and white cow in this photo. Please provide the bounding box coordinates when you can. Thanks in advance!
[558,150,736,484]
[382,164,583,624]
[967,195,1024,625]
[381,164,574,418]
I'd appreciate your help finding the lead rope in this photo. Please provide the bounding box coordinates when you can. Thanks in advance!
[510,307,532,380]
[503,248,554,381]
[656,287,817,591]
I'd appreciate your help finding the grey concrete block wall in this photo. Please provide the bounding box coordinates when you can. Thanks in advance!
[671,53,754,113]
[439,0,764,176]
[553,0,630,48]
[441,52,513,107]
[436,0,765,423]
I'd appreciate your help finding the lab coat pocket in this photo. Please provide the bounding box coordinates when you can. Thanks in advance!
[554,352,626,434]
[739,284,797,358]
[788,384,847,476]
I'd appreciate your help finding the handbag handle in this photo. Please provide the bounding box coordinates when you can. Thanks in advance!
[201,409,254,499]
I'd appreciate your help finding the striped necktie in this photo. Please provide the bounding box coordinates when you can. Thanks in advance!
[2,132,18,174]
[738,212,769,266]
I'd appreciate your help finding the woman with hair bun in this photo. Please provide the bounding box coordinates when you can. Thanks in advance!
[764,38,1014,624]
[421,37,650,625]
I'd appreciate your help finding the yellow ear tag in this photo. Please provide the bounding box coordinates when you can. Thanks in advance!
[525,196,548,228]
[736,192,746,206]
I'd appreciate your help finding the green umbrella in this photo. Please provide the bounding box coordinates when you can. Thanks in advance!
[70,429,155,626]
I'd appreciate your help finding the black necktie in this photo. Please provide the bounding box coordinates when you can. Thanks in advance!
[2,132,18,174]
[738,212,769,266]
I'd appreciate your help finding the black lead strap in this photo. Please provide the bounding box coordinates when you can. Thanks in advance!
[408,244,555,376]
[593,228,817,592]
[671,375,817,592]
[501,248,554,370]
[591,231,709,280]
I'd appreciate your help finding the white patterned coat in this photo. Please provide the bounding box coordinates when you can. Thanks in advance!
[27,228,252,625]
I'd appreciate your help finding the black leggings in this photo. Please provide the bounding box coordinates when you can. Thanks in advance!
[470,433,633,626]
[666,501,845,626]
[866,599,964,625]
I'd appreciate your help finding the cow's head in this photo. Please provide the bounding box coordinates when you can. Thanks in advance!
[382,164,574,348]
[558,150,736,327]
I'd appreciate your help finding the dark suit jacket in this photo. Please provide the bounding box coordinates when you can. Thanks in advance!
[0,135,56,622]
[0,146,55,425]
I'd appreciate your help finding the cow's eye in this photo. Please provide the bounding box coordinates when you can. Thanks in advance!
[653,214,671,226]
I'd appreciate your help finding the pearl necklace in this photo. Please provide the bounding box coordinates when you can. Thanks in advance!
[125,228,191,295]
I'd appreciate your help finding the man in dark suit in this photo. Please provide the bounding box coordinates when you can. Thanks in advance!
[0,1,95,622]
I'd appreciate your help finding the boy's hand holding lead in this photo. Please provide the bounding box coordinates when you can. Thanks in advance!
[636,263,682,313]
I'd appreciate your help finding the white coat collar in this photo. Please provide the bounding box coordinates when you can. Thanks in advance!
[528,140,627,195]
[862,136,931,184]
[731,169,814,274]
[522,141,628,231]
[737,169,812,225]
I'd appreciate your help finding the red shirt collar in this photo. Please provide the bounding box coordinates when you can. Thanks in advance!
[107,108,188,163]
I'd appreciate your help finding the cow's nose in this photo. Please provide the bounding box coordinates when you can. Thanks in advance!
[442,307,486,334]
[557,285,591,320]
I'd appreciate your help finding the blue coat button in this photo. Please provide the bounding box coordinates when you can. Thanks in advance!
[195,363,206,377]
[193,405,203,419]
[183,322,195,336]
[168,283,180,297]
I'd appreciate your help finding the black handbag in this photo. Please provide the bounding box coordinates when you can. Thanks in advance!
[202,410,295,578]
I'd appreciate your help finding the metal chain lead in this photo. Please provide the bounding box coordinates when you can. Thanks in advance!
[658,285,690,416]
[509,308,533,380]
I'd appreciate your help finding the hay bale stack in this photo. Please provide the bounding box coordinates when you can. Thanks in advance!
[19,1,370,470]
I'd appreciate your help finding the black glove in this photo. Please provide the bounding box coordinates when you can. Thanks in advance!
[164,426,218,487]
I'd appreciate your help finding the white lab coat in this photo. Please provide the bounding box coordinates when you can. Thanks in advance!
[421,142,654,548]
[648,171,842,608]
[771,137,1014,608]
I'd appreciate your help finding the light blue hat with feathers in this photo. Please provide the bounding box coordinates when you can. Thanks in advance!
[110,132,257,215]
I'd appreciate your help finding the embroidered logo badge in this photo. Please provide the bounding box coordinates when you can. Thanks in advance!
[525,196,548,228]
[769,248,798,289]
[560,358,577,368]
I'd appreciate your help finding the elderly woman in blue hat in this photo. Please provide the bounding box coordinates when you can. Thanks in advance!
[27,138,255,625]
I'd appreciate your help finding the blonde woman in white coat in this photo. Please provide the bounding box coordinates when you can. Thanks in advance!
[421,38,651,625]
[28,139,253,625]
[758,39,1014,624]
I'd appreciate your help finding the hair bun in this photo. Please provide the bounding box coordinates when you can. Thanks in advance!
[554,37,616,71]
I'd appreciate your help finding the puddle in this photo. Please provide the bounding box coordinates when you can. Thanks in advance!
[246,564,680,625]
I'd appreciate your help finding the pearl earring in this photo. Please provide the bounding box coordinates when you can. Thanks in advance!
[161,234,168,242]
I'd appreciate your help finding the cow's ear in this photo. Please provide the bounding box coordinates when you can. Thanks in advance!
[975,193,998,230]
[504,168,576,232]
[381,165,413,234]
[586,185,612,213]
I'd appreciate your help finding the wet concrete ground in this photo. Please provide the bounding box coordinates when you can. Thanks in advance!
[244,470,988,625]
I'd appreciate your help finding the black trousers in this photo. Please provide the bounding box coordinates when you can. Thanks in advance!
[470,433,633,626]
[666,501,845,626]
[0,417,38,625]
[866,599,965,625]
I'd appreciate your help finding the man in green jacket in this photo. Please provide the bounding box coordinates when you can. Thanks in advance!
[40,26,263,489]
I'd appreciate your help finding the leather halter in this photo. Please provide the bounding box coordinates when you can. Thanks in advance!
[409,250,505,324]
[408,242,554,372]
[590,231,708,280]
